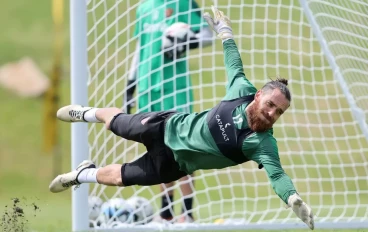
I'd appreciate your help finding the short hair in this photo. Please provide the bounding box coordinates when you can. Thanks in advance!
[261,78,291,101]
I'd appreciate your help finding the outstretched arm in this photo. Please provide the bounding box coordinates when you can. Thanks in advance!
[222,40,247,91]
[203,6,254,92]
[260,152,297,204]
[262,156,314,230]
[255,140,314,230]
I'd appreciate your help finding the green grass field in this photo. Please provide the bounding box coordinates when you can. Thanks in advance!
[0,0,367,231]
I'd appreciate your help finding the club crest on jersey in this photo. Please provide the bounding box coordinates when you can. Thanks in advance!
[216,114,229,141]
[165,8,173,17]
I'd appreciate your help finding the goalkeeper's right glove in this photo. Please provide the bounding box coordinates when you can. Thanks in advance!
[203,5,233,41]
[288,193,314,230]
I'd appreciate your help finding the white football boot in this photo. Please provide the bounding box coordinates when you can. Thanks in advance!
[57,105,94,122]
[49,160,96,193]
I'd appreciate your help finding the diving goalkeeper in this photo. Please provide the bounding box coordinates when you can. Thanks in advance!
[49,6,314,229]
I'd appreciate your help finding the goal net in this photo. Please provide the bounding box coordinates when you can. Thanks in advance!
[79,0,368,230]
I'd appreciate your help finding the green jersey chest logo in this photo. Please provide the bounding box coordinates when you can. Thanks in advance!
[215,114,230,142]
[233,114,243,124]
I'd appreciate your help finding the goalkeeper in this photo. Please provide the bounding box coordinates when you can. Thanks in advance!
[50,6,314,230]
[126,0,214,223]
[125,0,213,113]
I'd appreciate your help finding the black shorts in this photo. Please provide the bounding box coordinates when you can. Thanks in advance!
[109,110,188,186]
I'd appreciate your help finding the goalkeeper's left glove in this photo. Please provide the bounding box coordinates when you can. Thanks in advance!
[203,5,233,41]
[288,193,314,230]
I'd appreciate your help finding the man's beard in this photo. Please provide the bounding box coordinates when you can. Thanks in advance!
[247,101,273,132]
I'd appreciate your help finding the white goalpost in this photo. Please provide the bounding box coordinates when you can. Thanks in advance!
[70,0,368,231]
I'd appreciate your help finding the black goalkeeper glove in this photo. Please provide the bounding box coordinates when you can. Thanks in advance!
[125,79,136,114]
[162,32,199,59]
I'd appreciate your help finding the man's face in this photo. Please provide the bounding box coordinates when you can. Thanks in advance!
[247,88,290,132]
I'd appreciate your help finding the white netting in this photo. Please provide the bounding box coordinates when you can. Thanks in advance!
[85,0,368,230]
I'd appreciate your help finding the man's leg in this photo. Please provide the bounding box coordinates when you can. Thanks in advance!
[49,161,125,193]
[57,105,159,143]
[95,107,122,129]
[50,105,186,193]
[95,164,123,186]
[56,104,121,130]
[158,175,195,222]
[178,175,195,223]
[159,182,175,220]
[50,106,134,193]
[49,149,187,193]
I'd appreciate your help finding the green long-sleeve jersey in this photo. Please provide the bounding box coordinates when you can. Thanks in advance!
[164,39,297,204]
[134,0,206,112]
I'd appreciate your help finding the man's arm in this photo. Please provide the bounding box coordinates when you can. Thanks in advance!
[255,138,314,230]
[206,6,314,229]
[262,155,314,230]
[258,148,297,204]
[203,6,255,92]
[222,40,248,91]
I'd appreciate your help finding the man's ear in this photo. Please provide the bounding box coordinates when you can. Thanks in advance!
[255,90,262,99]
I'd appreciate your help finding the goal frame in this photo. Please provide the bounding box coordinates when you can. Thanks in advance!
[70,1,89,231]
[69,0,368,231]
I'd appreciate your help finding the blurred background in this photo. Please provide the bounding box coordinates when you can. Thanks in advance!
[0,0,73,231]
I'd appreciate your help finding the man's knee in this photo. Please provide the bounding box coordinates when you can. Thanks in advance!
[104,107,123,130]
[109,164,124,186]
[106,115,117,130]
[106,112,126,132]
[115,175,124,186]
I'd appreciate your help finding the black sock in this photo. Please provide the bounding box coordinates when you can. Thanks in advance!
[160,195,174,219]
[182,197,193,218]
